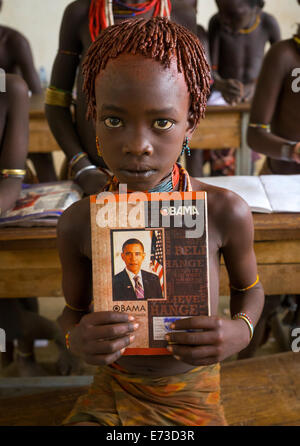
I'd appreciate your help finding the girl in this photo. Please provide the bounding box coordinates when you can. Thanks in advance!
[57,17,264,426]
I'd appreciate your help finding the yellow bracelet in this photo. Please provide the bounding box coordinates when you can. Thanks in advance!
[45,86,72,108]
[0,169,26,175]
[232,313,254,340]
[65,301,93,312]
[230,275,259,292]
[16,348,34,358]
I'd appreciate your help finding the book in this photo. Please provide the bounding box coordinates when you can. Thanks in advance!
[0,181,83,227]
[91,191,210,355]
[197,175,300,213]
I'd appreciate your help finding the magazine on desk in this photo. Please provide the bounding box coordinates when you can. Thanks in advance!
[198,175,300,213]
[91,191,210,355]
[0,181,83,227]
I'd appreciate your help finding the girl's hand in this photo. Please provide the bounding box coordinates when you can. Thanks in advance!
[165,315,250,366]
[68,311,139,366]
[292,142,300,164]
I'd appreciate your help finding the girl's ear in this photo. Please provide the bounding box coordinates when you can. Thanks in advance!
[185,110,199,139]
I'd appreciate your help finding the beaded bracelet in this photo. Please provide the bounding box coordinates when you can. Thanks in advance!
[68,152,88,179]
[232,312,254,340]
[248,123,270,131]
[65,331,71,350]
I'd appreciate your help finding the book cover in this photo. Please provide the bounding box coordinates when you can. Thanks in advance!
[0,181,83,227]
[91,191,210,355]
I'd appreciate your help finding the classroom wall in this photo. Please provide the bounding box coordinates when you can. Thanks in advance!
[0,0,299,83]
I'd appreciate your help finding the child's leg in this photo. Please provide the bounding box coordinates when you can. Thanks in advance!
[28,153,57,182]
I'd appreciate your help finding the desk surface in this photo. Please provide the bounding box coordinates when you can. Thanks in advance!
[1,213,299,243]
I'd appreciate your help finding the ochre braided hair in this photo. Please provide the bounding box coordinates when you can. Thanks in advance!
[82,17,211,125]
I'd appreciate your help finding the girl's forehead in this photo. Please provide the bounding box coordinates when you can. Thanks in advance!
[95,53,183,87]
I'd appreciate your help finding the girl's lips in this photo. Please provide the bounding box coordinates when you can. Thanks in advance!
[119,169,157,178]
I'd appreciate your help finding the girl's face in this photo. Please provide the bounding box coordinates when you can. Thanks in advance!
[95,54,196,191]
[216,0,257,33]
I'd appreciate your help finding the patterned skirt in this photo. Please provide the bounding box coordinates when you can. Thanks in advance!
[63,362,227,426]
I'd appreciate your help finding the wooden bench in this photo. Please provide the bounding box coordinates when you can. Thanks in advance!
[0,352,299,426]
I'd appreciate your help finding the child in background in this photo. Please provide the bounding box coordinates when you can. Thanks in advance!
[56,17,264,426]
[0,75,72,376]
[45,0,206,195]
[245,0,300,358]
[188,0,281,177]
[0,0,56,182]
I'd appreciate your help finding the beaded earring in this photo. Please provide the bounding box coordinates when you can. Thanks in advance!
[96,136,102,157]
[181,137,191,156]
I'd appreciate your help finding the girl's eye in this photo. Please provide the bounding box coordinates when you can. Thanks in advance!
[104,118,123,128]
[153,119,174,130]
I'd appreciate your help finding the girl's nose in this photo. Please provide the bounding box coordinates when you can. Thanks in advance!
[122,133,154,157]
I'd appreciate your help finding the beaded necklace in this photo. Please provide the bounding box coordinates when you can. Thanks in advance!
[89,0,171,41]
[102,163,192,193]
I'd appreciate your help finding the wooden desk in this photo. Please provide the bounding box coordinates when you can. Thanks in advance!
[29,95,252,174]
[29,93,61,154]
[190,103,252,175]
[220,213,300,295]
[1,213,299,298]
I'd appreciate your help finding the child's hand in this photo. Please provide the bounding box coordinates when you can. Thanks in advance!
[242,82,256,103]
[165,316,250,366]
[292,142,300,164]
[218,79,244,105]
[68,312,139,366]
[0,178,22,215]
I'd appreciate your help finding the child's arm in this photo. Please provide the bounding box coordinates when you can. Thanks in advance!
[247,41,300,163]
[56,200,138,365]
[0,75,29,214]
[208,15,244,105]
[164,192,264,366]
[10,31,42,94]
[45,2,106,195]
[264,13,281,45]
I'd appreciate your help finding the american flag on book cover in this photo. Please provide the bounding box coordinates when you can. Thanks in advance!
[150,230,164,294]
